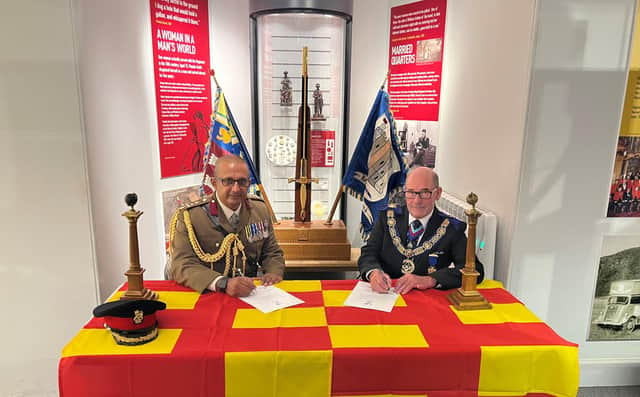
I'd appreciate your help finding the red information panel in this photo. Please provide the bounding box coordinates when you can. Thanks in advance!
[150,0,211,178]
[388,0,446,121]
[311,130,335,167]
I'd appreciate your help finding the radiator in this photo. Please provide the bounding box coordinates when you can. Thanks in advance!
[437,191,497,279]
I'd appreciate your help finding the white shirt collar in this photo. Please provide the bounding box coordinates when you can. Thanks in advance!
[408,208,434,231]
[215,192,242,220]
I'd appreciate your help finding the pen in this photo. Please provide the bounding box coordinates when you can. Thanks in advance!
[380,271,391,291]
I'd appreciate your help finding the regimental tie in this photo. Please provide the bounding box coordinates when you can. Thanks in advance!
[407,219,425,249]
[229,213,240,229]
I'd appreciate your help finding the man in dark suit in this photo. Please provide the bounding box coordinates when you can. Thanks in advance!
[358,167,484,294]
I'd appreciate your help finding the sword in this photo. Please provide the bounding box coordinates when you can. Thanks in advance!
[288,46,318,222]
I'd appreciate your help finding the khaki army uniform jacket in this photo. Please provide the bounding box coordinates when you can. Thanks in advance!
[168,195,285,292]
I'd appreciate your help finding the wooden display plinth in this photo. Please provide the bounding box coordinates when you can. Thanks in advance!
[274,220,351,261]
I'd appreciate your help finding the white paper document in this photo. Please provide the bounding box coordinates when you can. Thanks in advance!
[238,285,304,313]
[343,281,399,312]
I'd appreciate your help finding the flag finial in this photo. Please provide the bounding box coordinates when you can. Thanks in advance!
[210,69,220,88]
[381,71,390,90]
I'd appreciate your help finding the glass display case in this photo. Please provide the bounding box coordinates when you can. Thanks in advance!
[250,2,352,221]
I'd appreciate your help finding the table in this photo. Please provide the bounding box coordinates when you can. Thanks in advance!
[59,280,579,397]
[285,248,360,272]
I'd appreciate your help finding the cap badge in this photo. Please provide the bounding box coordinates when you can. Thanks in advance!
[133,309,144,325]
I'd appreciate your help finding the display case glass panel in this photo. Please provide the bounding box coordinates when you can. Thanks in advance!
[254,13,348,221]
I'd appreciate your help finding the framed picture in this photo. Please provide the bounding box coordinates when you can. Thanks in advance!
[161,185,201,250]
[607,136,640,217]
[588,235,640,340]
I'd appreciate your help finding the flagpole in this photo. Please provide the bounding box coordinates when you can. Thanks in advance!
[210,70,279,225]
[324,185,344,225]
[381,70,389,90]
[257,184,279,224]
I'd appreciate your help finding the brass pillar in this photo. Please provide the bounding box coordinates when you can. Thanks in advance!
[120,193,158,301]
[447,193,491,310]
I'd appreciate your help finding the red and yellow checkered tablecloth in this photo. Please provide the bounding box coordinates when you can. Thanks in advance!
[59,280,578,397]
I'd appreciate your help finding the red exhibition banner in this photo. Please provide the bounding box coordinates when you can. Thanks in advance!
[388,0,446,121]
[311,130,335,167]
[150,0,211,178]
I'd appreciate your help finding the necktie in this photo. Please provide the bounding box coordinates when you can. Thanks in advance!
[407,219,424,245]
[229,213,240,228]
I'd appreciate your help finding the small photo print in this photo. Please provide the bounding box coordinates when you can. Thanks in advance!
[397,120,438,169]
[588,235,640,341]
[416,38,442,64]
[607,136,640,218]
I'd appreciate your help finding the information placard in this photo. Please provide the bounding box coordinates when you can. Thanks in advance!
[311,130,335,167]
[388,0,446,121]
[150,0,211,178]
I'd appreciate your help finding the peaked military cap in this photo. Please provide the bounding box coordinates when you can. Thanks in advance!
[93,299,166,346]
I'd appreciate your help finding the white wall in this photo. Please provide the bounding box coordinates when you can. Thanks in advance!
[436,0,536,284]
[75,0,252,301]
[75,0,164,301]
[0,1,98,395]
[509,0,640,386]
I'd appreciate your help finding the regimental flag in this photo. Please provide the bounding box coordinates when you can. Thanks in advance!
[343,89,407,239]
[201,86,260,195]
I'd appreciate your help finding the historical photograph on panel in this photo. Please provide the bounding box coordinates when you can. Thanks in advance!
[607,136,640,217]
[416,37,442,64]
[589,235,640,340]
[162,185,201,249]
[397,120,438,169]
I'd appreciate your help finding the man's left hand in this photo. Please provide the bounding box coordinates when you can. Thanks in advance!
[261,273,282,286]
[395,274,437,294]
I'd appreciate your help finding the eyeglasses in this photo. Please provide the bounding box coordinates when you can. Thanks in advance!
[217,177,250,188]
[402,188,437,199]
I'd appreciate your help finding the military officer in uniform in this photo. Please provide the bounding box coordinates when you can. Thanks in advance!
[358,167,484,294]
[167,155,284,297]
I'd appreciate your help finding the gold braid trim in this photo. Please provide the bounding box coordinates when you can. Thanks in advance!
[182,209,246,277]
[168,209,180,255]
[111,327,159,345]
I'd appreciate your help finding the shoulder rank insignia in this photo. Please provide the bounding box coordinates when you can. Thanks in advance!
[181,195,212,210]
[247,194,265,202]
[246,194,266,209]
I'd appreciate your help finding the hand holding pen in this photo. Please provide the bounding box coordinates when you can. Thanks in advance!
[369,269,393,293]
[226,277,255,297]
[226,268,255,297]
